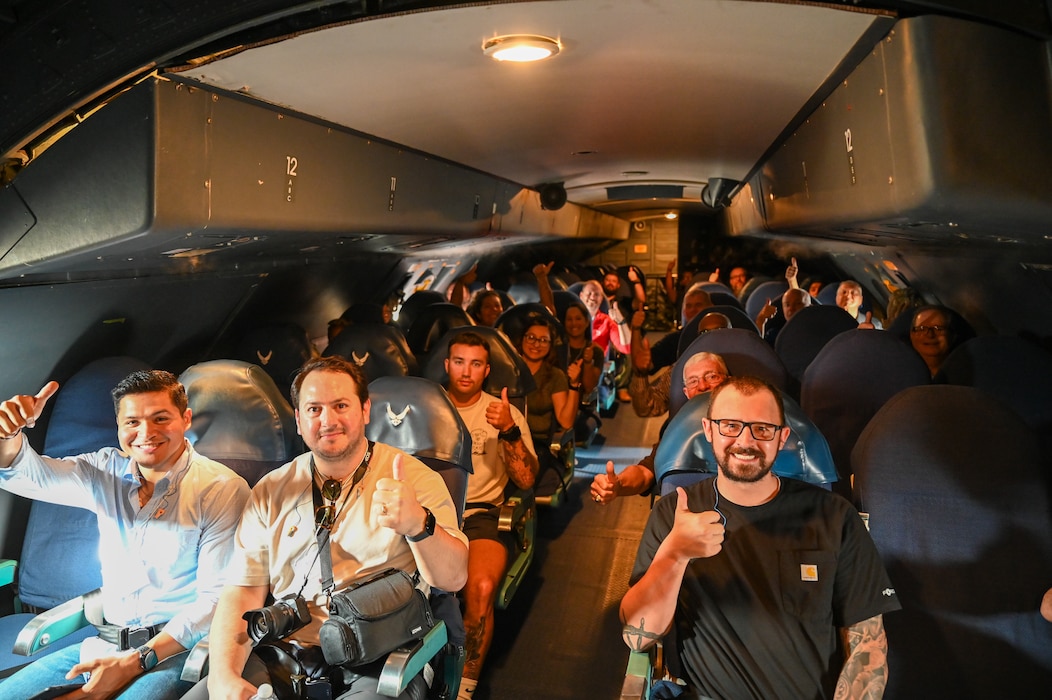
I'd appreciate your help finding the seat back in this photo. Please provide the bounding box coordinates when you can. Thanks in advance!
[852,385,1052,698]
[677,305,759,356]
[180,360,301,487]
[323,322,418,380]
[232,323,316,403]
[394,290,445,335]
[21,356,151,610]
[364,376,473,525]
[406,303,474,358]
[743,279,788,321]
[774,304,859,381]
[655,392,838,496]
[936,335,1052,439]
[670,328,791,417]
[800,329,930,495]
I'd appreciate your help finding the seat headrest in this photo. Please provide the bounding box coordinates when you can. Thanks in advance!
[324,322,418,379]
[44,356,151,456]
[405,302,474,357]
[365,376,472,471]
[420,325,537,398]
[233,323,315,400]
[394,290,445,334]
[180,360,300,483]
[677,305,759,356]
[552,290,591,327]
[494,303,567,349]
[655,391,837,491]
[774,304,859,380]
[671,328,790,416]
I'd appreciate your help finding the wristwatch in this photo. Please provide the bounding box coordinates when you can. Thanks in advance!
[497,425,522,442]
[406,507,436,542]
[137,645,158,671]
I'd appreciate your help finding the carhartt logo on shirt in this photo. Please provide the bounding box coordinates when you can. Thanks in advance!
[800,564,819,582]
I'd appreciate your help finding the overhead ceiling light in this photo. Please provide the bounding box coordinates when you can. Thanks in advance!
[664,212,678,220]
[483,35,561,62]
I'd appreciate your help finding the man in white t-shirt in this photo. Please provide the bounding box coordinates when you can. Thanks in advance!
[443,331,538,700]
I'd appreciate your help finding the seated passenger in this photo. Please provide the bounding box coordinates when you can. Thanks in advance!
[197,356,467,700]
[591,353,728,505]
[884,287,924,326]
[835,280,883,329]
[1043,588,1052,623]
[0,370,250,700]
[709,265,750,297]
[443,332,538,700]
[466,289,504,327]
[908,304,960,377]
[756,287,811,344]
[516,315,581,494]
[559,302,603,400]
[620,376,900,699]
[635,283,713,374]
[629,350,728,419]
[601,267,646,330]
[577,279,630,356]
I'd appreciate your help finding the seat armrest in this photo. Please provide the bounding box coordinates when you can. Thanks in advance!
[378,620,448,697]
[497,489,535,546]
[0,559,15,588]
[180,638,210,682]
[13,593,91,656]
[621,642,670,700]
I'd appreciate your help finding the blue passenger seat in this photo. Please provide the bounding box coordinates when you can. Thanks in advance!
[405,303,474,358]
[323,322,419,380]
[179,359,302,487]
[0,356,149,675]
[393,290,445,335]
[676,306,759,355]
[742,279,788,322]
[774,304,860,383]
[800,329,930,500]
[852,385,1052,698]
[935,335,1052,443]
[670,329,792,417]
[232,323,316,403]
[654,392,837,497]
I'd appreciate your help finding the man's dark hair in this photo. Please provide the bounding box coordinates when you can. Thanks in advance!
[111,370,187,415]
[447,331,491,360]
[707,375,785,426]
[290,355,369,408]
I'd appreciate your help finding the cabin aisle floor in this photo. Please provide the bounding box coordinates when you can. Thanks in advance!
[477,402,664,699]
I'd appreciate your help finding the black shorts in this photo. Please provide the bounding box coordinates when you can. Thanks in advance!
[462,505,515,557]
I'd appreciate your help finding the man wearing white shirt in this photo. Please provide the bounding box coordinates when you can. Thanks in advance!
[0,370,250,700]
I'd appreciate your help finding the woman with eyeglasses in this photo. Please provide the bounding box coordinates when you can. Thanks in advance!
[516,315,582,494]
[908,305,958,377]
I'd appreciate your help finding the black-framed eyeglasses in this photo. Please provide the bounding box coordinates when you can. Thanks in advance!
[315,478,341,529]
[710,419,782,441]
[524,334,552,346]
[910,325,948,335]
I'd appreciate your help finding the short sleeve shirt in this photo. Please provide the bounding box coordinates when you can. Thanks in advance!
[630,477,900,699]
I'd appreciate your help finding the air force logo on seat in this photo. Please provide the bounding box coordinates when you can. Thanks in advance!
[386,403,410,427]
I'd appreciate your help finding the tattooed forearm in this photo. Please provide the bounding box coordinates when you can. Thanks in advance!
[834,615,888,700]
[500,438,539,489]
[621,615,662,651]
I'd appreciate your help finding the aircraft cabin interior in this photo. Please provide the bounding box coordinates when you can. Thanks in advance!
[1,1,1051,698]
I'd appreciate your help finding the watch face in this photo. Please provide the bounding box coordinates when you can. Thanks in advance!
[138,646,158,671]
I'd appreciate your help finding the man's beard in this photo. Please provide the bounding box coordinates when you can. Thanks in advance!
[717,446,775,483]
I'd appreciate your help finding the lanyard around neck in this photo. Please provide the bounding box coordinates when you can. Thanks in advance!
[309,441,374,595]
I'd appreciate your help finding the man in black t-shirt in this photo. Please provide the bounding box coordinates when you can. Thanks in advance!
[621,376,900,699]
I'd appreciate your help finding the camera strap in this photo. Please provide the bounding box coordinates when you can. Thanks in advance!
[311,442,374,595]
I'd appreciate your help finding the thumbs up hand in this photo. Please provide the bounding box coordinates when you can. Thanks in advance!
[590,461,621,504]
[374,453,423,535]
[486,387,515,432]
[0,381,59,440]
[667,487,725,559]
[858,311,876,330]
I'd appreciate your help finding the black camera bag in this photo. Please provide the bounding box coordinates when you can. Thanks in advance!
[318,567,434,667]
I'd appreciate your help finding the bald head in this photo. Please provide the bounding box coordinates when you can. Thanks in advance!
[781,288,811,321]
[697,312,732,333]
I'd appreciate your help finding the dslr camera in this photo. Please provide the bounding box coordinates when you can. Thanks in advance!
[242,594,312,645]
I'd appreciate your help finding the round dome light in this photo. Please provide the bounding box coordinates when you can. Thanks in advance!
[482,35,561,63]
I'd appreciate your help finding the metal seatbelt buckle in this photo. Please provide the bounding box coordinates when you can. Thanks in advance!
[120,626,154,651]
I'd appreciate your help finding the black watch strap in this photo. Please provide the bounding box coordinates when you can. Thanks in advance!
[498,425,521,442]
[406,507,436,542]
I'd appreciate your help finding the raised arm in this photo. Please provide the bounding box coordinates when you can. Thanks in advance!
[834,614,889,700]
[621,488,724,650]
[449,263,479,307]
[533,261,557,316]
[664,259,678,303]
[0,382,59,467]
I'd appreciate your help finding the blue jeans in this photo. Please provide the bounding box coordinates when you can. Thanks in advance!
[0,642,192,700]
